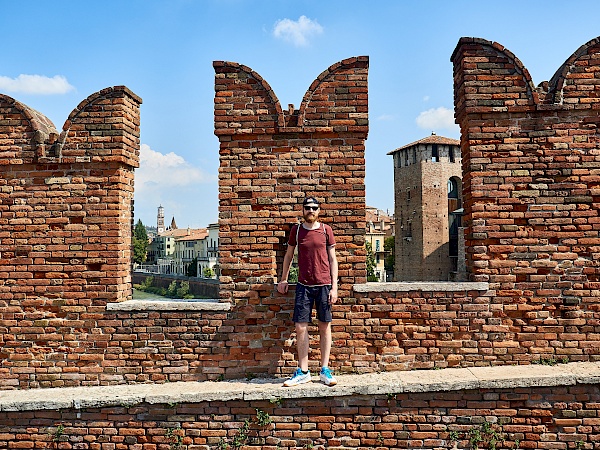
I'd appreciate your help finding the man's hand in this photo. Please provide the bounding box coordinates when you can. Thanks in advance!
[329,287,338,304]
[277,280,289,294]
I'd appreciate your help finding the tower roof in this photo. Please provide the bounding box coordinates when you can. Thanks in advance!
[387,133,460,155]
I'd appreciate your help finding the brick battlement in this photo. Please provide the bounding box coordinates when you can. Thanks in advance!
[1,41,600,392]
[1,38,600,450]
[214,57,369,304]
[0,86,141,305]
[451,36,600,319]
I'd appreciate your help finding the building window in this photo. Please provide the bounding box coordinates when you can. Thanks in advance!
[449,146,455,163]
[404,150,409,166]
[375,240,380,252]
[412,148,416,163]
[448,178,459,199]
[432,145,439,162]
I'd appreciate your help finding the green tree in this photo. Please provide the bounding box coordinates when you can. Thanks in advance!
[133,219,149,265]
[203,266,215,278]
[186,257,198,277]
[365,241,378,282]
[384,235,395,272]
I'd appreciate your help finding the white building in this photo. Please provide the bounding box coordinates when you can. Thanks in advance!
[197,223,219,278]
[143,207,218,277]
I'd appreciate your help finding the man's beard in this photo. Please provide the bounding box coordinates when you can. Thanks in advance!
[304,213,317,223]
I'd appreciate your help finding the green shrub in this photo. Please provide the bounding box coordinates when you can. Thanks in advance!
[176,281,190,298]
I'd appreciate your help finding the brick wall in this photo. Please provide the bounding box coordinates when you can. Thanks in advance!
[0,86,140,302]
[451,37,600,355]
[3,38,600,391]
[214,57,369,299]
[132,272,220,298]
[0,87,141,387]
[213,57,369,374]
[2,383,598,449]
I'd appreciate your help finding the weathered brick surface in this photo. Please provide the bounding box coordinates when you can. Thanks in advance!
[0,384,598,449]
[213,57,370,373]
[214,56,369,293]
[452,37,600,354]
[3,38,600,391]
[0,87,141,388]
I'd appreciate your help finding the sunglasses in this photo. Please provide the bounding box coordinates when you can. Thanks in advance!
[304,205,319,211]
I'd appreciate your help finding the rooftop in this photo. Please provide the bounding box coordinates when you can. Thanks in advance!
[387,132,460,155]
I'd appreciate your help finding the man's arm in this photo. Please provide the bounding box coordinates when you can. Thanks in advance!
[277,244,296,294]
[327,245,338,304]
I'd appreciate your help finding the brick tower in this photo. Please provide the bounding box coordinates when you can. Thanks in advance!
[388,133,463,281]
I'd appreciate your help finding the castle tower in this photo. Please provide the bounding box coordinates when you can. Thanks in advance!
[388,133,463,281]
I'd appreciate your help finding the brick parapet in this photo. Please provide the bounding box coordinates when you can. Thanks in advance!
[213,57,369,379]
[0,363,597,450]
[8,277,599,389]
[0,87,141,387]
[452,36,600,291]
[1,271,596,389]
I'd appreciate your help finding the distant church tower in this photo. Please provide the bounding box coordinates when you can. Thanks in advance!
[388,133,464,281]
[157,205,165,234]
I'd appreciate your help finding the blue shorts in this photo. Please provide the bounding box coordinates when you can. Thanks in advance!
[293,284,332,323]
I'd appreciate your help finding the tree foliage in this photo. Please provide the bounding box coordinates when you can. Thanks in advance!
[133,219,149,265]
[365,241,378,282]
[186,257,198,277]
[384,235,395,272]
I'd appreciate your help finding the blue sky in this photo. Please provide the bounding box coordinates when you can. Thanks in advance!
[2,0,599,228]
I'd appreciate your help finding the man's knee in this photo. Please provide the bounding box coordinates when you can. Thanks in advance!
[295,322,309,333]
[318,321,331,331]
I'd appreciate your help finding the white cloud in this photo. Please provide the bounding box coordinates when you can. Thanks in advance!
[376,114,395,121]
[273,15,323,47]
[0,74,75,95]
[416,107,458,131]
[136,144,216,192]
[134,144,219,228]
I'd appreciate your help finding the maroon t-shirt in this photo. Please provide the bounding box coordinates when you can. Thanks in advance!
[288,222,336,286]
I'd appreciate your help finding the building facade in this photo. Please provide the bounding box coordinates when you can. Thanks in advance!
[143,208,218,277]
[173,229,209,276]
[365,207,393,282]
[197,223,219,278]
[388,133,463,281]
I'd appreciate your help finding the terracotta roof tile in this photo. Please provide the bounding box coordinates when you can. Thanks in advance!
[387,133,460,155]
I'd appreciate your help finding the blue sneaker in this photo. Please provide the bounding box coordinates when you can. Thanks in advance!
[283,368,311,387]
[320,367,337,386]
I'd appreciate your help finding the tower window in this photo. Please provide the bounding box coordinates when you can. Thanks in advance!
[449,146,455,163]
[448,178,459,199]
[432,145,439,162]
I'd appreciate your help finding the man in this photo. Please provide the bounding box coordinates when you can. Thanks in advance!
[277,196,338,387]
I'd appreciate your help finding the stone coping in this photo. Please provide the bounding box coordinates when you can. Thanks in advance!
[106,299,230,312]
[353,281,489,292]
[1,362,598,412]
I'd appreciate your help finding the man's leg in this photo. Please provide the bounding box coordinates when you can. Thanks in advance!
[318,320,332,368]
[295,322,310,371]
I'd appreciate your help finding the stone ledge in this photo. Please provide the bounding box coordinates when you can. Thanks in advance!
[106,299,230,312]
[353,281,489,293]
[1,362,597,412]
